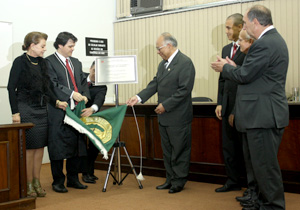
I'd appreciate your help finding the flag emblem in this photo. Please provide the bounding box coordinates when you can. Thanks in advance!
[81,116,112,144]
[64,101,127,159]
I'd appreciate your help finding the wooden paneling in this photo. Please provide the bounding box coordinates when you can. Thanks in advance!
[119,116,146,157]
[279,120,300,171]
[95,103,300,193]
[191,117,223,163]
[0,142,8,190]
[0,123,35,210]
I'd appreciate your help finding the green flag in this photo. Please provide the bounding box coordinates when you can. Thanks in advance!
[64,101,127,159]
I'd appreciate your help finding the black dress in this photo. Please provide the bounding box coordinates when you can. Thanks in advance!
[7,53,56,149]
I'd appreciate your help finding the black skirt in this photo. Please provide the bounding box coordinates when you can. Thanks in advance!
[18,99,48,149]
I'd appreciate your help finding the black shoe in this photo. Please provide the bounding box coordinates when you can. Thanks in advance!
[52,184,68,193]
[90,174,99,180]
[82,175,96,184]
[242,207,258,210]
[156,182,172,190]
[236,193,252,202]
[243,188,251,196]
[215,184,241,192]
[169,186,183,194]
[240,199,257,208]
[67,181,88,189]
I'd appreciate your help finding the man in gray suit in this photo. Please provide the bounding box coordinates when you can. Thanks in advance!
[46,32,90,193]
[127,32,195,194]
[212,5,289,210]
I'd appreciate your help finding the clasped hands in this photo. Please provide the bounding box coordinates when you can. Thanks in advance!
[126,96,165,115]
[211,56,237,72]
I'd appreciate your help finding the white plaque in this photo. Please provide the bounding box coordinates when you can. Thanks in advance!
[95,55,138,85]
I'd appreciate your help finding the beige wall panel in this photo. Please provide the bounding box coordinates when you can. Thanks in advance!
[115,0,299,103]
[116,0,131,18]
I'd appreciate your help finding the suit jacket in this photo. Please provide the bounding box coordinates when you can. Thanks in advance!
[46,53,90,160]
[222,29,289,132]
[138,50,195,126]
[217,43,246,116]
[84,72,107,109]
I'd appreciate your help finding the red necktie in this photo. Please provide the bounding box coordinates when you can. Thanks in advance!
[231,44,237,59]
[66,59,78,92]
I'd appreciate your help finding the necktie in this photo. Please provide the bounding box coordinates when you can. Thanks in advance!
[66,59,78,92]
[164,61,168,69]
[231,44,237,59]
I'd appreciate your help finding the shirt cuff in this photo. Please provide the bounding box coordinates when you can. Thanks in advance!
[91,104,98,113]
[136,95,142,103]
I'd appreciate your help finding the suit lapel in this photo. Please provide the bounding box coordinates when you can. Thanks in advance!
[53,53,72,90]
[225,43,233,58]
[233,48,242,61]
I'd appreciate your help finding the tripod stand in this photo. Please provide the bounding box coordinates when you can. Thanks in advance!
[102,84,143,192]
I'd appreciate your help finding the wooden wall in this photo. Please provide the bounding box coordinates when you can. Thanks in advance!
[95,103,300,193]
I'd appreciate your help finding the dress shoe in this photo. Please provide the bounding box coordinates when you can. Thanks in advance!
[215,184,241,192]
[52,184,68,193]
[242,207,258,210]
[240,199,257,208]
[169,186,183,194]
[67,181,88,189]
[82,175,96,184]
[236,193,252,202]
[156,182,171,190]
[90,174,99,180]
[243,188,251,196]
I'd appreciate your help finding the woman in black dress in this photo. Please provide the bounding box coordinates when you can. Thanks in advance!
[7,32,68,197]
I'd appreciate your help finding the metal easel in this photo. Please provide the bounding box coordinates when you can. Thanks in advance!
[102,84,143,192]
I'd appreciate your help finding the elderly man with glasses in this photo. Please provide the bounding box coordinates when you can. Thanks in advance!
[127,32,195,194]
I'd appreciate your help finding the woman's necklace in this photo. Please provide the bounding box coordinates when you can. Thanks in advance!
[26,53,38,65]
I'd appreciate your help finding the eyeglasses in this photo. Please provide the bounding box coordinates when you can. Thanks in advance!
[156,44,167,51]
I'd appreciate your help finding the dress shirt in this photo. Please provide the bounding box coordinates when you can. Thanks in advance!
[258,25,275,40]
[165,49,179,69]
[87,75,98,113]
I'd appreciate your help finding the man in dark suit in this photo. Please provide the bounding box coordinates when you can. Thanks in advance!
[80,61,107,184]
[215,13,246,193]
[46,32,90,193]
[127,32,195,194]
[212,5,289,210]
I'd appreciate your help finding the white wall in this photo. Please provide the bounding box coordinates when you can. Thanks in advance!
[0,0,116,162]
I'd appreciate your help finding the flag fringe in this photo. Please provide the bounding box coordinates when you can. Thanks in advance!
[64,114,108,159]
